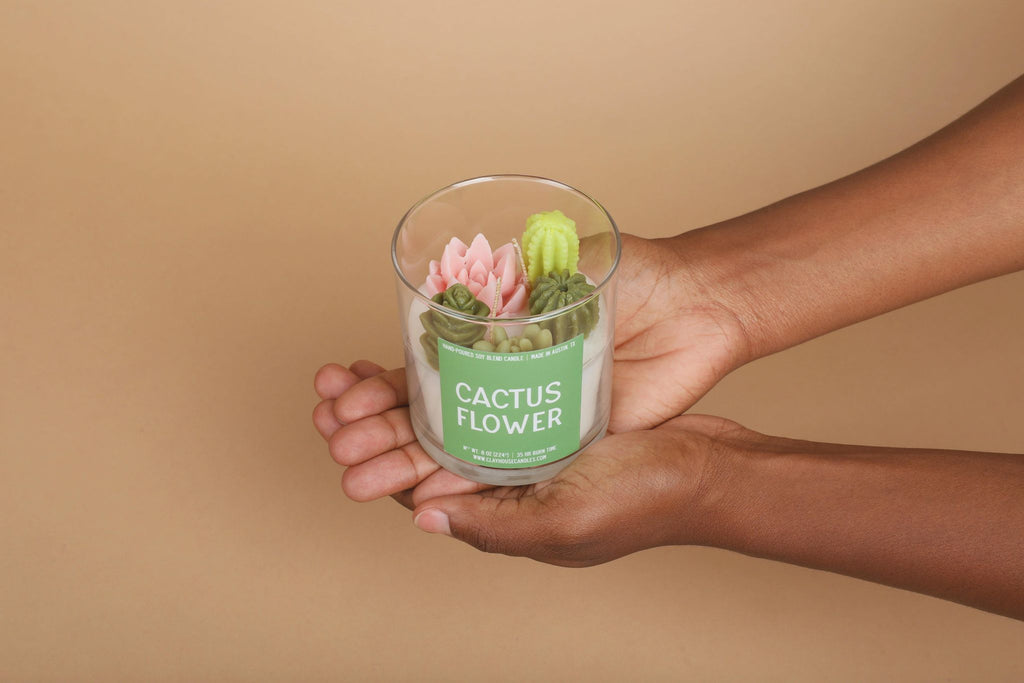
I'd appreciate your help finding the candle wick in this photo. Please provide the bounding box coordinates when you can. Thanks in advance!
[487,276,503,342]
[512,238,529,284]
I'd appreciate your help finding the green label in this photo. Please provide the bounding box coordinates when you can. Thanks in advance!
[438,336,583,469]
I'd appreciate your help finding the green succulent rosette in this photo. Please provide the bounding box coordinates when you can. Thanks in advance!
[419,283,490,370]
[528,269,599,344]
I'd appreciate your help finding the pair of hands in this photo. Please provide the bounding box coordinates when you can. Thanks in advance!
[312,234,750,565]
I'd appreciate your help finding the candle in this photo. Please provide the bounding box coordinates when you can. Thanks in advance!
[392,176,621,486]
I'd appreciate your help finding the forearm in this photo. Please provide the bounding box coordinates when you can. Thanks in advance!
[699,434,1024,619]
[672,74,1024,362]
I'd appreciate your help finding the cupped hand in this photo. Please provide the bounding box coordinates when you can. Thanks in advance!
[314,233,748,506]
[313,360,492,506]
[315,362,742,564]
[608,234,747,432]
[411,413,743,566]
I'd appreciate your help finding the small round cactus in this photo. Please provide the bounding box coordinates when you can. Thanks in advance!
[474,322,554,354]
[528,270,599,344]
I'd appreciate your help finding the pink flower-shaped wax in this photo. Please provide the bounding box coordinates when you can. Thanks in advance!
[424,234,529,318]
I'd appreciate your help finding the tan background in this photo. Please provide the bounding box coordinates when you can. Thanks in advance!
[3,1,1023,679]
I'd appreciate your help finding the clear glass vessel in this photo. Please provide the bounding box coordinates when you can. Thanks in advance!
[392,175,621,485]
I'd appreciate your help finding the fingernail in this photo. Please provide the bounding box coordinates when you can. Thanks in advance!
[414,509,451,536]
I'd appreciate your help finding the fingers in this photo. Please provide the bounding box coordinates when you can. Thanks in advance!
[333,367,409,424]
[408,468,494,507]
[314,360,387,399]
[412,494,560,561]
[329,407,416,466]
[335,423,491,505]
[316,361,486,505]
[341,441,441,502]
[313,399,341,440]
[314,363,359,400]
[313,361,391,440]
[392,469,494,510]
[350,359,387,379]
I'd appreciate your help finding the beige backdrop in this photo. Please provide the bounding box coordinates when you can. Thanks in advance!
[3,1,1023,680]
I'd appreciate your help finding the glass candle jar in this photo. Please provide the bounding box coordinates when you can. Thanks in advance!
[392,175,621,485]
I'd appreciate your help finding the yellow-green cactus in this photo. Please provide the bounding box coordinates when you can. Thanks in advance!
[521,210,579,283]
[419,284,489,369]
[528,270,599,344]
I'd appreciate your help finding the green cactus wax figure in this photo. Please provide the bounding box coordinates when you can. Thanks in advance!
[420,283,490,369]
[472,323,554,354]
[529,270,599,344]
[521,210,580,282]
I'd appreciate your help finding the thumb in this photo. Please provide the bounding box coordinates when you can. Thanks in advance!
[413,494,550,559]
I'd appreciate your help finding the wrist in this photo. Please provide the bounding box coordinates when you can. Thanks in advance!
[659,227,769,368]
[657,415,769,549]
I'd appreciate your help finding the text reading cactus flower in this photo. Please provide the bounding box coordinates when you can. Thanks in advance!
[438,336,583,468]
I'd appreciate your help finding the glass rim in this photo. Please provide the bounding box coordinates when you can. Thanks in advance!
[390,174,622,324]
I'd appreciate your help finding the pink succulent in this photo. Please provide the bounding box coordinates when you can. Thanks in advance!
[424,234,529,317]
